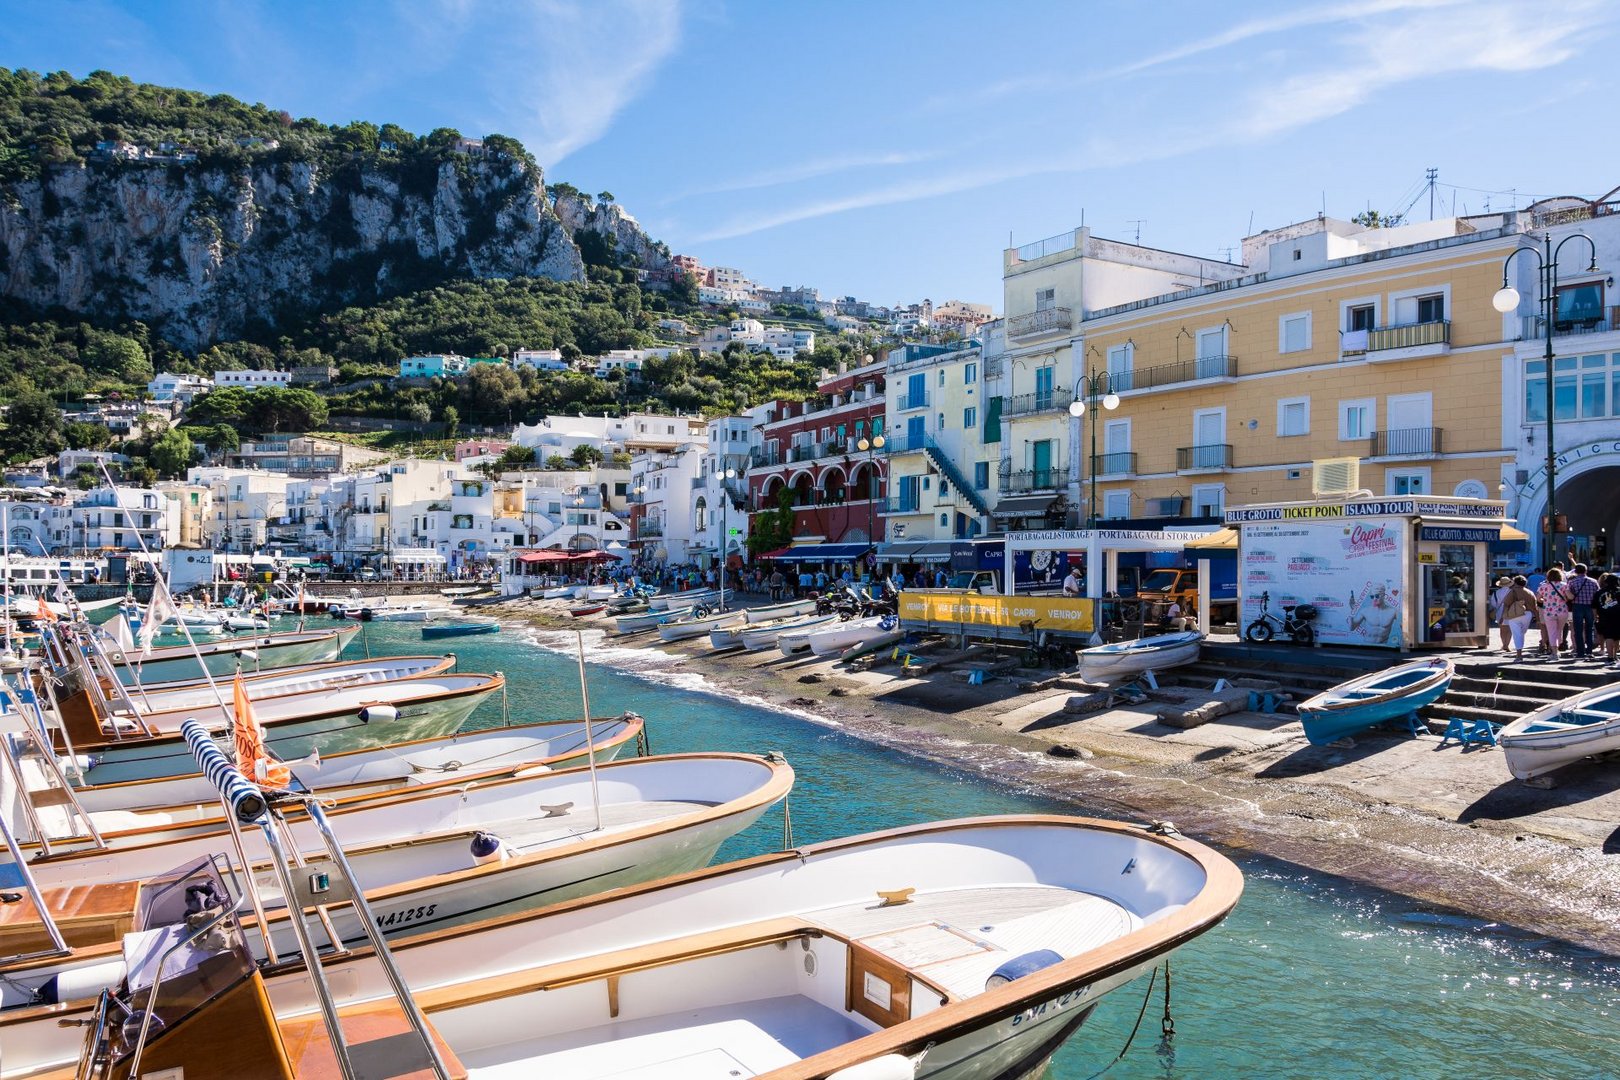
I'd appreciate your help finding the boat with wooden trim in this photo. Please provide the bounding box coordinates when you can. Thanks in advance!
[1297,658,1454,745]
[648,589,717,612]
[4,815,1239,1079]
[738,613,837,652]
[744,597,819,623]
[1076,630,1203,683]
[658,608,743,643]
[96,624,361,685]
[569,604,607,618]
[615,605,693,634]
[1499,683,1620,780]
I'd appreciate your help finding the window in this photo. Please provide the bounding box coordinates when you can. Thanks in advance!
[1386,469,1429,495]
[964,363,977,384]
[974,461,989,489]
[1103,491,1132,519]
[1035,365,1055,409]
[1416,293,1444,323]
[897,476,919,512]
[1106,343,1134,392]
[1277,397,1309,437]
[1347,304,1375,331]
[940,479,950,497]
[1279,312,1312,353]
[1035,287,1056,312]
[963,406,977,429]
[1339,399,1375,440]
[1526,353,1618,422]
[1191,484,1225,517]
[940,513,950,527]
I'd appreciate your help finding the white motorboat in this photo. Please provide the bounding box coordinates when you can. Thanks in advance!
[658,608,743,643]
[648,589,717,612]
[99,624,361,684]
[741,612,837,652]
[0,751,794,1018]
[10,816,1241,1080]
[616,605,692,634]
[536,585,577,599]
[806,615,899,657]
[1077,630,1204,683]
[346,601,453,622]
[1499,683,1620,780]
[572,584,617,601]
[221,614,271,631]
[744,597,818,623]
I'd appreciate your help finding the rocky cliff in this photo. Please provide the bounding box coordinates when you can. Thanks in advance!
[0,155,662,349]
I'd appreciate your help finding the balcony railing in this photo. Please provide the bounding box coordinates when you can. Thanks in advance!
[1007,306,1073,339]
[1177,444,1232,471]
[1370,427,1442,457]
[1367,320,1449,352]
[1005,466,1071,492]
[748,449,782,468]
[637,520,664,537]
[1004,388,1074,418]
[1520,307,1620,340]
[983,357,1004,380]
[1110,354,1238,393]
[897,391,930,411]
[887,495,922,514]
[1091,451,1136,476]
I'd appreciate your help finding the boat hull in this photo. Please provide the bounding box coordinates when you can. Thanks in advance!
[1298,660,1454,745]
[421,623,500,640]
[107,626,359,685]
[1077,632,1203,683]
[659,611,743,642]
[1500,686,1620,779]
[744,598,817,623]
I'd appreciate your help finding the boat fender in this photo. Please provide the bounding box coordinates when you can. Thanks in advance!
[357,703,398,724]
[985,949,1065,991]
[825,1055,918,1080]
[470,830,510,865]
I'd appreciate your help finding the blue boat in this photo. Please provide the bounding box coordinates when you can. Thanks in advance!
[1297,657,1453,745]
[420,622,501,640]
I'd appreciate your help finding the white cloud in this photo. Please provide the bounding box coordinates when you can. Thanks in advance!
[662,149,944,204]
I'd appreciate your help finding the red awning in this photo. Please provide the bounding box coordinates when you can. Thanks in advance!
[517,550,572,564]
[757,546,794,559]
[569,551,621,562]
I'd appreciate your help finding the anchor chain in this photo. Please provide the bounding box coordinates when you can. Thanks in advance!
[1161,959,1175,1040]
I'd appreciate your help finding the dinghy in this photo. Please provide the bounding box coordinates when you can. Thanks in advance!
[98,625,360,685]
[739,612,837,651]
[616,605,692,634]
[572,584,617,601]
[806,615,898,657]
[658,608,744,643]
[1499,683,1620,780]
[537,585,577,599]
[744,597,818,622]
[8,815,1240,1080]
[1297,658,1453,745]
[1077,630,1203,683]
[569,603,607,618]
[648,589,717,612]
[420,621,500,640]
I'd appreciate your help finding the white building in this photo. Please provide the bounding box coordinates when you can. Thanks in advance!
[186,466,296,551]
[689,413,759,566]
[68,487,179,552]
[763,327,816,360]
[512,411,707,460]
[148,372,214,406]
[58,449,131,480]
[629,441,705,565]
[213,369,292,389]
[512,348,571,373]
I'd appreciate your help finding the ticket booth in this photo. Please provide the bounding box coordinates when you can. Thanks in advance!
[1227,496,1508,650]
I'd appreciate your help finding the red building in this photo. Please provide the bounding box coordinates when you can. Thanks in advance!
[747,357,887,545]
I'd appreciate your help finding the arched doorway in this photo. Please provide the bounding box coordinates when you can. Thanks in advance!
[1523,463,1620,565]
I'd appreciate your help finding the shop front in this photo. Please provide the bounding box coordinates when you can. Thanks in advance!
[1226,496,1509,650]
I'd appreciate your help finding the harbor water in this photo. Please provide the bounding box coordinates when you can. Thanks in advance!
[63,618,1620,1077]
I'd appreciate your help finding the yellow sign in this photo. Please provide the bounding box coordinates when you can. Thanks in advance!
[897,590,1095,634]
[1416,552,1437,563]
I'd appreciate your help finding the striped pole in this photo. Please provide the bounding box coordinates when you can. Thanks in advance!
[181,718,268,825]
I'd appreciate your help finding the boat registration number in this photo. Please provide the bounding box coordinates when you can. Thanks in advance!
[1010,986,1092,1028]
[376,903,438,929]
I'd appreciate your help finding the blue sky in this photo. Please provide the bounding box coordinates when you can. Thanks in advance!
[3,0,1617,309]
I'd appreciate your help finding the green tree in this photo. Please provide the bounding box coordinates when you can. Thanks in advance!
[0,391,65,460]
[64,420,112,451]
[495,444,537,469]
[545,454,568,470]
[149,427,196,477]
[248,386,328,433]
[184,386,253,427]
[403,401,432,424]
[569,443,603,467]
[206,423,239,452]
[442,404,460,437]
[748,487,795,556]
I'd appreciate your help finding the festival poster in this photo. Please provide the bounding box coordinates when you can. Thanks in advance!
[1239,518,1406,648]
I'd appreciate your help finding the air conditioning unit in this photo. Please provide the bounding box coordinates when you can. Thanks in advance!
[1312,457,1361,497]
[1147,496,1186,516]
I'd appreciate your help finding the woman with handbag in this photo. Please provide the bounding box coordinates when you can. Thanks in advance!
[1536,567,1573,662]
[1500,574,1540,661]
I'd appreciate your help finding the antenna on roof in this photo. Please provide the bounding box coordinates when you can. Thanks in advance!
[1426,167,1438,219]
[1126,219,1145,244]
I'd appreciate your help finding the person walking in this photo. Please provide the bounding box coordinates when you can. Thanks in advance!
[1536,567,1572,662]
[1490,575,1513,652]
[1567,562,1600,659]
[767,568,784,601]
[1500,575,1539,661]
[1596,572,1620,665]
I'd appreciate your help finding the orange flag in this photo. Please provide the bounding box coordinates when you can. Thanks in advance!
[231,673,290,788]
[35,596,56,623]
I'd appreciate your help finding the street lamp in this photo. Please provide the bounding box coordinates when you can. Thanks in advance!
[571,496,585,554]
[1068,372,1120,529]
[856,433,886,558]
[717,467,736,610]
[1494,231,1599,565]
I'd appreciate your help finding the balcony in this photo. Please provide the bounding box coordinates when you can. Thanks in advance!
[691,476,706,489]
[1520,307,1620,341]
[983,357,1005,380]
[748,449,782,468]
[1004,388,1074,418]
[1007,306,1073,340]
[1113,354,1237,392]
[1004,466,1070,493]
[887,495,922,514]
[897,390,930,411]
[1366,320,1450,360]
[1370,427,1442,457]
[637,519,664,537]
[1091,451,1136,477]
[1177,444,1232,471]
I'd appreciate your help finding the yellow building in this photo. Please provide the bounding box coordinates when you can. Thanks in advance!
[1073,214,1527,532]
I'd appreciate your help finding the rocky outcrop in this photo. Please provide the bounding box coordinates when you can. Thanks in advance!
[0,156,589,348]
[551,192,669,271]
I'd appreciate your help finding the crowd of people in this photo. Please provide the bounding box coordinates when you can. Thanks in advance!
[1490,562,1620,663]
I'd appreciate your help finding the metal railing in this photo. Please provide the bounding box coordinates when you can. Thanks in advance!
[1177,443,1232,470]
[1091,451,1136,476]
[1370,427,1442,457]
[1007,306,1073,339]
[1520,307,1620,340]
[1367,319,1449,351]
[1005,466,1071,492]
[897,391,930,411]
[983,357,1005,379]
[637,519,664,537]
[1109,354,1238,392]
[749,449,782,468]
[887,495,922,513]
[1014,231,1078,261]
[1004,388,1074,418]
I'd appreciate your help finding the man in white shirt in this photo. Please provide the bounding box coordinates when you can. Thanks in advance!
[1062,566,1083,596]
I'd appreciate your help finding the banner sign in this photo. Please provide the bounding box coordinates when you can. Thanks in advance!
[1227,499,1505,523]
[1418,527,1500,543]
[898,590,1094,635]
[1239,519,1406,648]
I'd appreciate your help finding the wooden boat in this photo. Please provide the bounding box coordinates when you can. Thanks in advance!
[1077,630,1203,683]
[616,605,692,634]
[0,752,794,1020]
[100,625,360,685]
[88,655,457,720]
[7,816,1240,1079]
[744,597,818,623]
[569,604,607,618]
[648,589,717,612]
[1499,683,1620,780]
[421,622,500,640]
[658,608,743,643]
[739,613,837,652]
[806,615,899,657]
[1297,658,1454,745]
[536,584,577,599]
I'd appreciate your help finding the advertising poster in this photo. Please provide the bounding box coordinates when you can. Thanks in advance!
[1240,518,1406,647]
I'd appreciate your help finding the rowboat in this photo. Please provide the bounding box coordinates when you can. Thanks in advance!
[806,615,899,657]
[100,625,360,684]
[346,602,452,622]
[1077,630,1203,683]
[9,815,1240,1079]
[744,597,818,622]
[658,608,743,642]
[420,622,500,640]
[1297,658,1454,745]
[648,589,717,611]
[536,585,577,599]
[1499,683,1620,780]
[739,612,836,651]
[572,584,617,601]
[0,751,794,1022]
[616,606,692,634]
[569,604,607,618]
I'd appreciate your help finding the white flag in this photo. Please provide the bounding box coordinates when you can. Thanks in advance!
[138,591,176,658]
[107,612,135,652]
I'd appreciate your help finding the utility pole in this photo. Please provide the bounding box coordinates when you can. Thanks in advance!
[1426,167,1438,220]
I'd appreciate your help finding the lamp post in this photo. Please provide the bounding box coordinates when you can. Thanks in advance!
[1067,371,1120,529]
[571,496,585,555]
[856,433,886,557]
[718,467,736,610]
[1493,231,1599,566]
